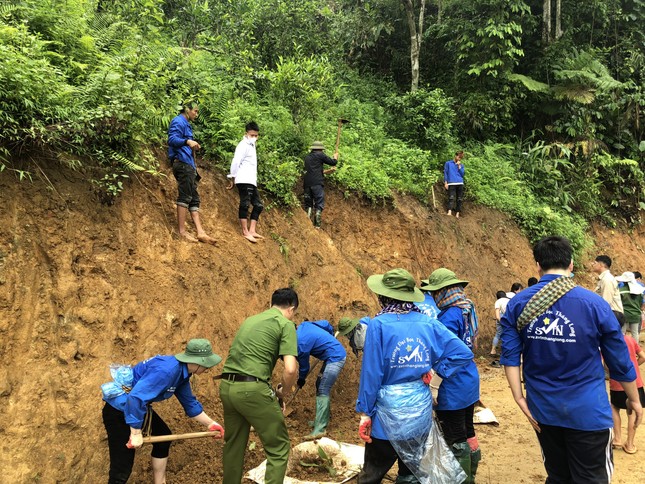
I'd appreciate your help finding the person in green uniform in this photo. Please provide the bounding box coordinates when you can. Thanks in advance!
[220,288,299,484]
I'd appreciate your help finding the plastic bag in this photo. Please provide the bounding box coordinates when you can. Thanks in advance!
[377,381,466,484]
[100,364,133,399]
[417,417,467,484]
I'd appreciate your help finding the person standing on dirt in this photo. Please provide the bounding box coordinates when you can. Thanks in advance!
[303,141,338,228]
[421,268,482,483]
[101,339,224,484]
[592,254,624,313]
[501,236,643,483]
[226,121,264,243]
[356,268,474,484]
[443,150,465,217]
[615,271,645,341]
[490,290,510,361]
[167,102,217,244]
[296,319,346,438]
[219,288,299,484]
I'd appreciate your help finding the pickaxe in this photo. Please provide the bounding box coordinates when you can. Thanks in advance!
[334,118,350,158]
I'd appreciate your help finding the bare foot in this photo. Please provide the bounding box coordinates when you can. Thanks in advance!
[243,233,257,243]
[612,441,623,449]
[249,232,264,239]
[197,234,217,246]
[180,232,199,243]
[623,444,637,454]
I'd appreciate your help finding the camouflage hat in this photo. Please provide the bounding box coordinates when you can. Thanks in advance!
[310,141,325,151]
[367,268,425,303]
[337,317,360,336]
[175,339,222,368]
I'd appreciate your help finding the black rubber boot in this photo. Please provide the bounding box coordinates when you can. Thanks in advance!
[314,209,322,228]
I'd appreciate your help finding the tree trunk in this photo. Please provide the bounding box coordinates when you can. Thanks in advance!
[542,0,552,43]
[437,0,443,24]
[555,0,563,39]
[402,0,426,92]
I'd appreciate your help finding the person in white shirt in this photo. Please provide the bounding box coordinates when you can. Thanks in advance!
[592,255,624,313]
[227,121,264,243]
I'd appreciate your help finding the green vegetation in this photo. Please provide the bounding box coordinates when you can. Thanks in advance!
[1,0,644,254]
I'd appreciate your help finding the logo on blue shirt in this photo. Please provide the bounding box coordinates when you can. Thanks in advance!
[390,337,430,367]
[527,310,576,343]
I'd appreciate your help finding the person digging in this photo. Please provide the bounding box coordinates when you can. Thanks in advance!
[101,339,224,484]
[303,141,338,228]
[296,318,346,438]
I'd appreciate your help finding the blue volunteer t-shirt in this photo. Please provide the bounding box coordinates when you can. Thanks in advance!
[297,320,347,379]
[104,355,203,428]
[500,274,636,431]
[356,311,473,439]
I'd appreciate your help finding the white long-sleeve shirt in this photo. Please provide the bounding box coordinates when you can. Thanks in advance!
[229,137,257,186]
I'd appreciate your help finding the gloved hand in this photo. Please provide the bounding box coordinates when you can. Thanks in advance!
[358,415,372,443]
[422,371,433,385]
[208,421,224,439]
[126,432,143,449]
[297,378,306,389]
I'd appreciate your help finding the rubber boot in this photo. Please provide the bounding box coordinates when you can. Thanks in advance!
[307,396,330,437]
[306,207,312,221]
[314,209,322,228]
[452,442,472,484]
[395,474,420,483]
[470,448,481,483]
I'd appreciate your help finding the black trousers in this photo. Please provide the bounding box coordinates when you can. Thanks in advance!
[236,183,263,220]
[303,184,325,211]
[102,403,172,484]
[447,184,464,213]
[435,404,475,446]
[535,424,612,484]
[357,437,414,483]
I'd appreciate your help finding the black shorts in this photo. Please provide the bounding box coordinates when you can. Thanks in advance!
[610,387,645,410]
[172,160,200,210]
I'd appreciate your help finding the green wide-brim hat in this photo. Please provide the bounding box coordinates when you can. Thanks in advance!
[420,268,469,292]
[337,317,360,336]
[310,141,325,151]
[367,268,425,303]
[175,338,222,368]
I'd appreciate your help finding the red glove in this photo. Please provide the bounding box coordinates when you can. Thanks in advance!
[422,371,433,385]
[208,422,224,439]
[358,416,372,443]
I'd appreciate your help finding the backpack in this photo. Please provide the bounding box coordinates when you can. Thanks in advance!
[461,299,479,350]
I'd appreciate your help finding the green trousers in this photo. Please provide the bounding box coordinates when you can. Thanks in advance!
[220,380,291,484]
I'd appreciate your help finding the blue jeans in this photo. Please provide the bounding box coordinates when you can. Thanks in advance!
[492,320,503,349]
[316,358,346,396]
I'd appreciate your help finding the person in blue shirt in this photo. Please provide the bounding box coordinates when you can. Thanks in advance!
[421,268,481,483]
[501,236,643,484]
[356,268,474,484]
[101,339,224,484]
[443,150,465,218]
[296,319,346,438]
[167,101,216,245]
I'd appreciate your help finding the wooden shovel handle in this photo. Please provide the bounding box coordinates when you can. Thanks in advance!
[334,119,343,157]
[142,431,214,444]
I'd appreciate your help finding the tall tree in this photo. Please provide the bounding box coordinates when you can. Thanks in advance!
[401,0,427,91]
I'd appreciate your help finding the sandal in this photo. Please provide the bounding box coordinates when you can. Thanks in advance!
[623,445,637,454]
[490,360,502,368]
[612,442,623,449]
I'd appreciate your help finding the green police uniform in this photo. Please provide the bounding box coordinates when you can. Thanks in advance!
[220,307,298,484]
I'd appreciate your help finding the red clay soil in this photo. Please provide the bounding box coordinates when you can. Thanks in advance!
[1,159,644,483]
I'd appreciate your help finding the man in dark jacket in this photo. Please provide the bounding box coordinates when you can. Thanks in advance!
[303,141,338,228]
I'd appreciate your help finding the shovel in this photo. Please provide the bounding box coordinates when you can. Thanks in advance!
[284,358,322,417]
[334,118,350,158]
[127,431,217,447]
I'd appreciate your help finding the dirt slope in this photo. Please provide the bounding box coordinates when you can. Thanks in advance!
[1,160,644,483]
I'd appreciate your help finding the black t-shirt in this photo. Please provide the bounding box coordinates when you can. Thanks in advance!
[303,150,337,187]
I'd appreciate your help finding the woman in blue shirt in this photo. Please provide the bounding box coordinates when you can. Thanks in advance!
[356,268,473,483]
[101,339,223,484]
[422,268,481,484]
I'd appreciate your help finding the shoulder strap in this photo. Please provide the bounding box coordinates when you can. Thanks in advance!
[516,276,577,332]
